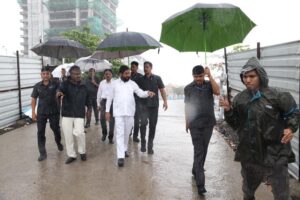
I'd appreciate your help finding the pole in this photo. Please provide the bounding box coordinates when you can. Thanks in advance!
[224,48,230,102]
[257,42,261,60]
[16,51,22,119]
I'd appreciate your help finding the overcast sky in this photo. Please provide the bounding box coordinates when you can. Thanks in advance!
[1,0,299,85]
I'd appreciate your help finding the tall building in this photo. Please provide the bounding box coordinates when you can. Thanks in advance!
[18,0,49,57]
[18,0,118,57]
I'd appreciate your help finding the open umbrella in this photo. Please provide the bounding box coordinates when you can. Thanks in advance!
[160,3,256,63]
[74,56,112,72]
[90,50,146,60]
[51,63,74,78]
[31,37,91,59]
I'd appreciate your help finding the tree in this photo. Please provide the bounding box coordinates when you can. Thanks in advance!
[61,26,101,52]
[231,44,250,53]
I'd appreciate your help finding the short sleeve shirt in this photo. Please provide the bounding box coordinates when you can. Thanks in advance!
[137,74,165,107]
[31,81,60,115]
[184,81,216,128]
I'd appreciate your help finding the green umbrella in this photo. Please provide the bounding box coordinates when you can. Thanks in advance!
[160,3,256,63]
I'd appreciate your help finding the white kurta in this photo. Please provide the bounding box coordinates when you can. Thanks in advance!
[106,78,148,117]
[96,79,114,107]
[106,78,149,159]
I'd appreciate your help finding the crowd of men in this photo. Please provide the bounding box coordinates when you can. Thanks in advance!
[31,57,299,199]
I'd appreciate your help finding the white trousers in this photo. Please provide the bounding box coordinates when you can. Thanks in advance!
[62,117,86,158]
[114,116,134,159]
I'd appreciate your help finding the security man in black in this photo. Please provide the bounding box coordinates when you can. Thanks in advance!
[31,67,63,162]
[184,65,220,195]
[137,61,168,154]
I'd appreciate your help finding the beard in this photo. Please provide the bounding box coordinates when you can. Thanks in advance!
[121,76,130,82]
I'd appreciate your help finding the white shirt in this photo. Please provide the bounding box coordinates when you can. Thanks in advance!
[106,78,149,117]
[97,79,114,106]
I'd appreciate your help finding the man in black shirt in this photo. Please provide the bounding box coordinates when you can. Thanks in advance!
[130,61,143,143]
[31,67,63,162]
[184,65,220,195]
[137,61,168,154]
[84,68,100,128]
[57,66,90,164]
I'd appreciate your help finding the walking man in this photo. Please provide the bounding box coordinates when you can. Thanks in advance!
[137,61,168,154]
[31,66,63,161]
[105,65,155,167]
[220,57,299,200]
[97,69,114,144]
[130,61,143,142]
[57,65,90,164]
[184,65,220,195]
[84,68,100,128]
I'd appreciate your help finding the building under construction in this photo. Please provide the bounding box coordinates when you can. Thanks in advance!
[18,0,118,57]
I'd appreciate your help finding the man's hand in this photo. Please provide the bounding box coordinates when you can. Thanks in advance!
[148,91,155,98]
[32,112,37,121]
[185,121,190,133]
[163,101,168,111]
[281,128,294,144]
[204,67,211,78]
[219,96,231,112]
[56,92,64,98]
[105,112,111,122]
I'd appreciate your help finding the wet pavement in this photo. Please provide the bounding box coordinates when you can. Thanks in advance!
[0,100,274,200]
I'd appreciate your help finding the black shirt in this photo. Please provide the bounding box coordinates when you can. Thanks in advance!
[31,81,60,115]
[84,77,100,98]
[137,74,165,108]
[59,80,90,118]
[184,81,216,128]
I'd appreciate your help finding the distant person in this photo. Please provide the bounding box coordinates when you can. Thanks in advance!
[220,57,299,200]
[97,69,114,144]
[31,66,63,161]
[60,68,68,83]
[84,68,100,128]
[130,61,143,143]
[57,65,90,164]
[184,65,220,195]
[137,61,168,154]
[105,65,155,167]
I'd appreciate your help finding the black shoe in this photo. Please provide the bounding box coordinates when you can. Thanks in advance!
[147,148,154,155]
[198,187,207,195]
[57,143,63,151]
[125,151,129,158]
[101,135,106,142]
[80,154,87,161]
[84,124,90,128]
[133,137,140,143]
[140,145,146,152]
[38,154,47,162]
[109,139,114,144]
[65,157,76,164]
[118,158,124,167]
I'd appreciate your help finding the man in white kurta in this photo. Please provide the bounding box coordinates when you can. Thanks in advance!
[106,65,155,167]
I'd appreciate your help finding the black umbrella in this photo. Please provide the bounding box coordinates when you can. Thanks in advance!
[98,31,162,52]
[31,37,91,59]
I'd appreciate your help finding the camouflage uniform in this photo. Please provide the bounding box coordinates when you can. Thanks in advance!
[225,57,299,200]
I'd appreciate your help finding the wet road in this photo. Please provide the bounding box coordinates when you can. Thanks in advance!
[0,100,273,200]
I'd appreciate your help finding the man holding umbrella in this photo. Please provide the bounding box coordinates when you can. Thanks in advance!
[130,61,143,143]
[84,68,100,128]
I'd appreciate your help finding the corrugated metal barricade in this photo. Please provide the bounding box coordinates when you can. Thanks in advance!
[0,55,41,128]
[227,40,300,180]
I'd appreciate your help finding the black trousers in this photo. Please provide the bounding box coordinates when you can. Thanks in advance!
[133,102,141,139]
[37,113,61,155]
[86,98,99,124]
[190,126,213,188]
[140,106,159,149]
[100,99,114,140]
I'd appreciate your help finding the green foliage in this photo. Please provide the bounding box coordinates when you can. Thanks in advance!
[231,44,250,53]
[61,26,101,52]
